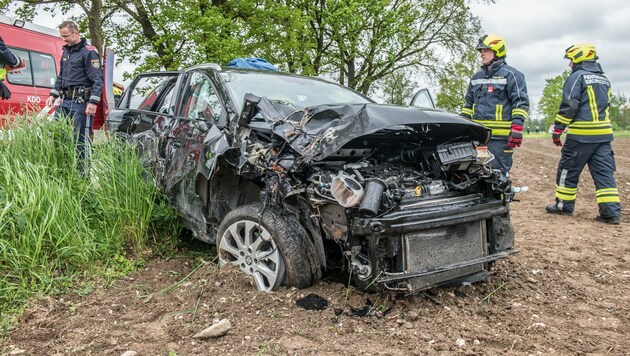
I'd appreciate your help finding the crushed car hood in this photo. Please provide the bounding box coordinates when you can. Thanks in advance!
[242,95,491,162]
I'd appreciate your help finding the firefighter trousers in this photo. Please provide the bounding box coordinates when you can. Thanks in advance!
[554,139,621,218]
[487,139,513,176]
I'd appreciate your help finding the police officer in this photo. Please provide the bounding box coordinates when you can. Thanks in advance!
[0,36,26,100]
[545,44,621,224]
[460,34,529,176]
[45,21,104,176]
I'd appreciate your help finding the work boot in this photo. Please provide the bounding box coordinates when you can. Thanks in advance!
[545,204,573,216]
[595,215,620,225]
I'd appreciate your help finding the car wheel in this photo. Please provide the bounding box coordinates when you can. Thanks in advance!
[216,203,321,291]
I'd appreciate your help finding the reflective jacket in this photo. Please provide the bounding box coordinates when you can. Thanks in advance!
[460,59,529,139]
[0,36,20,81]
[50,38,104,105]
[554,61,612,143]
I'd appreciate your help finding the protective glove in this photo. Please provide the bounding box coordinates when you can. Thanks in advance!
[0,81,11,100]
[6,58,26,74]
[552,128,563,147]
[507,123,523,148]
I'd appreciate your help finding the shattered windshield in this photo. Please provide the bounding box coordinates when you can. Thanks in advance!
[220,71,372,110]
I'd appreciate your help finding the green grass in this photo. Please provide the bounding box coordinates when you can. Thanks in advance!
[0,115,183,328]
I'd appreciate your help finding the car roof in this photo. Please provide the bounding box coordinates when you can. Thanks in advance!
[185,63,349,87]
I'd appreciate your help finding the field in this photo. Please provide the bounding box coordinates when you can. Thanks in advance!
[4,137,629,355]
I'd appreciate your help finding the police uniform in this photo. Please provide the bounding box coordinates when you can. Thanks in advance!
[49,37,104,175]
[461,58,529,174]
[0,36,22,100]
[549,60,621,220]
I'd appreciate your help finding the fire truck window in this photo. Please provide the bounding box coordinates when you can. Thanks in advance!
[31,53,57,88]
[5,49,33,86]
[4,49,57,88]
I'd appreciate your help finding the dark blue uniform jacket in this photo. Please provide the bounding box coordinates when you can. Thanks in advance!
[553,61,613,143]
[0,37,20,68]
[460,59,529,139]
[50,38,104,105]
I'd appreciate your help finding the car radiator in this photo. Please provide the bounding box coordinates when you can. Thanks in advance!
[402,220,487,290]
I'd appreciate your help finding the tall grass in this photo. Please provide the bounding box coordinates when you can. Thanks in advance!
[0,115,182,325]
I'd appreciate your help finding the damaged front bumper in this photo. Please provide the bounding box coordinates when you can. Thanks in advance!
[351,195,516,292]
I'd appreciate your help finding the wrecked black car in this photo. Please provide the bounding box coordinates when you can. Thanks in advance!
[107,64,516,293]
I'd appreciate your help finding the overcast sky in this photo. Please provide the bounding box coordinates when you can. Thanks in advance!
[470,0,630,115]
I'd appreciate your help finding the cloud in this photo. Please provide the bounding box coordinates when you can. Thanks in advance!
[471,0,630,112]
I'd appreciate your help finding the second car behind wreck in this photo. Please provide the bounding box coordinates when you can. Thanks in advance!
[107,64,516,293]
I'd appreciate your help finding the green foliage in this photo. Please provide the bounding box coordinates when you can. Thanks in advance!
[434,50,479,112]
[537,70,570,128]
[609,92,630,130]
[0,116,182,321]
[307,0,481,94]
[378,69,417,105]
[9,0,482,94]
[100,0,481,94]
[9,0,116,56]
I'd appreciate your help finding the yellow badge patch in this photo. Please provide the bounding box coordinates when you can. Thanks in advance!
[91,59,101,69]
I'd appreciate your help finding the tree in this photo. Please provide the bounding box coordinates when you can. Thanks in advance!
[378,69,417,105]
[433,50,478,112]
[108,0,483,93]
[5,0,485,95]
[3,0,119,57]
[103,0,313,74]
[608,92,629,130]
[319,0,481,94]
[537,71,570,128]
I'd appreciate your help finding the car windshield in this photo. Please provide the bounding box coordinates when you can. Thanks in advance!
[219,71,372,111]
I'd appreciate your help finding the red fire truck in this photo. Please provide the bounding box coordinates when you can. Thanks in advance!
[0,15,115,129]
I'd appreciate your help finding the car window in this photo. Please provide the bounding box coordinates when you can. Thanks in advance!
[220,72,371,111]
[155,83,176,114]
[410,88,436,109]
[126,76,177,111]
[4,48,57,88]
[180,72,225,123]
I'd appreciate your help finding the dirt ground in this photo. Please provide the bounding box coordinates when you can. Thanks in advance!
[4,137,629,355]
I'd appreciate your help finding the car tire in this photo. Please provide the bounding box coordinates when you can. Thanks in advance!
[216,203,321,291]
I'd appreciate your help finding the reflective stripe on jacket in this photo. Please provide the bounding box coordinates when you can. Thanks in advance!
[460,59,529,138]
[554,61,613,143]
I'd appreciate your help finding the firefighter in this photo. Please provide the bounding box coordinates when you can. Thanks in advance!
[0,36,26,100]
[113,82,124,106]
[545,44,621,224]
[460,34,530,176]
[45,21,104,177]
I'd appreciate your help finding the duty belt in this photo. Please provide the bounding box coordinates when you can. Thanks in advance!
[62,86,92,100]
